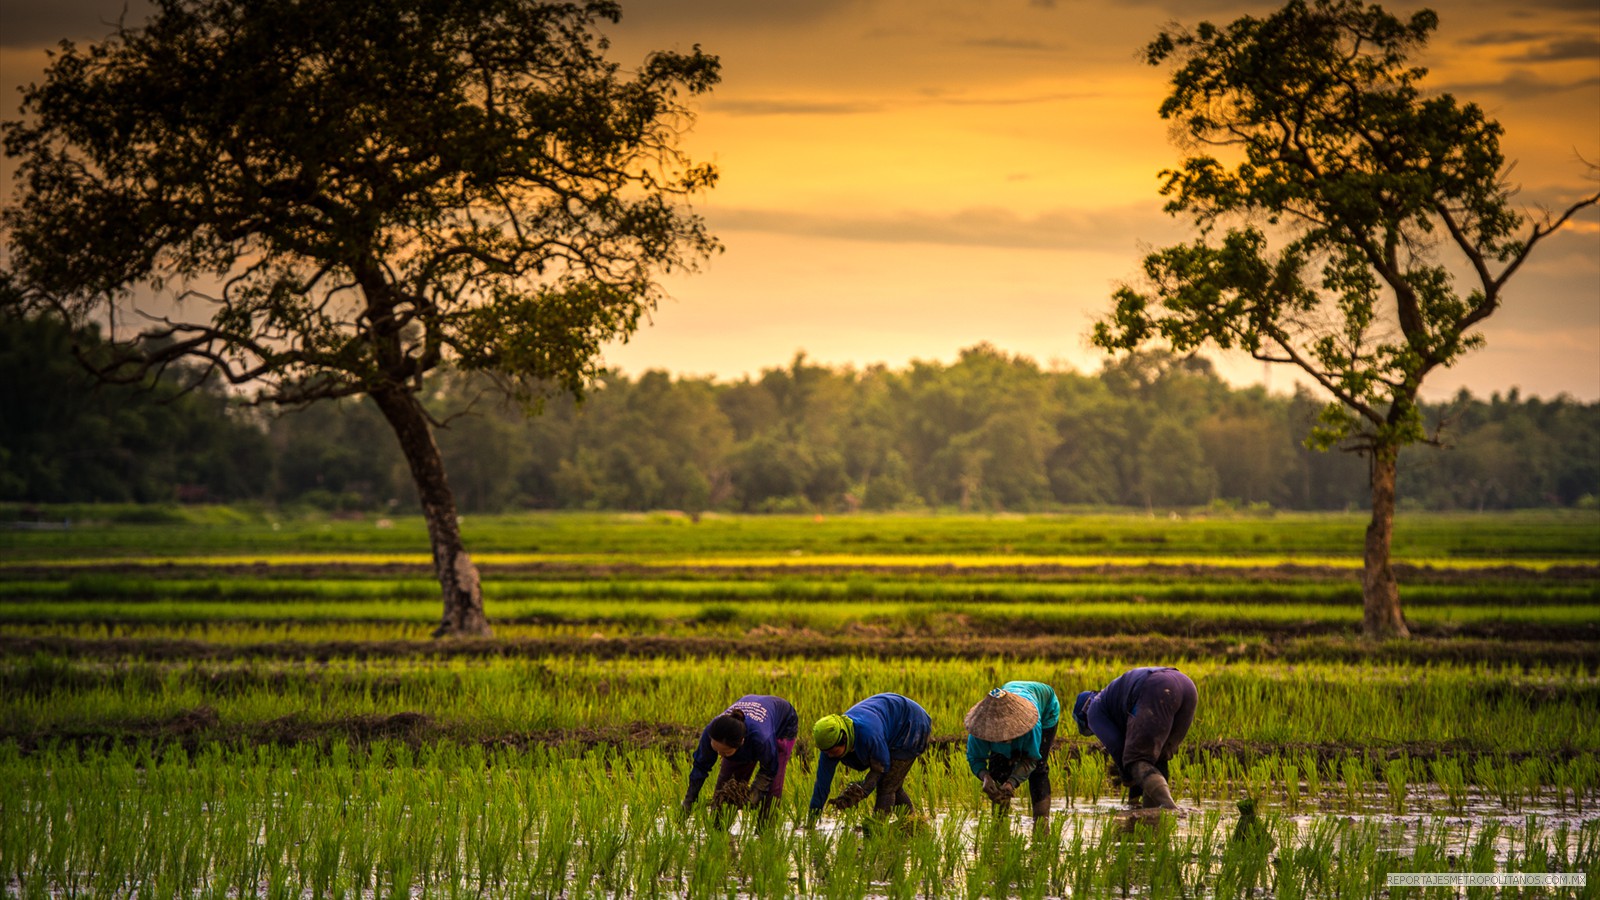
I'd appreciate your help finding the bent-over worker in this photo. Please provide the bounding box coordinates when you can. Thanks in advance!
[965,681,1061,825]
[682,694,799,819]
[810,692,932,820]
[1072,666,1197,810]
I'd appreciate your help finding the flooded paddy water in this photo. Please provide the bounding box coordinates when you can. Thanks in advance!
[7,756,1597,899]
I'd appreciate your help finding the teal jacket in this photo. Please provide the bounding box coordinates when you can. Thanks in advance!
[965,681,1060,777]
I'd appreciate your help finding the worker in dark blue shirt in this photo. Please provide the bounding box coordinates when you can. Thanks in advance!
[809,693,932,819]
[1072,667,1197,810]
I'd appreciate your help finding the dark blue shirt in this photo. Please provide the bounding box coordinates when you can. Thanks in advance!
[809,693,931,812]
[1084,667,1177,772]
[686,695,799,802]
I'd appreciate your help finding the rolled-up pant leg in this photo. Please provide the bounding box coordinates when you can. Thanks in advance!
[1121,670,1197,777]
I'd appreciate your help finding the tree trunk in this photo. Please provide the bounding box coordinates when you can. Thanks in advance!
[1362,448,1409,640]
[371,384,492,638]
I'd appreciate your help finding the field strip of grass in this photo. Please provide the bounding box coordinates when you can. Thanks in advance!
[3,597,1596,628]
[8,629,1597,671]
[6,551,1595,570]
[4,654,1597,752]
[7,576,1596,606]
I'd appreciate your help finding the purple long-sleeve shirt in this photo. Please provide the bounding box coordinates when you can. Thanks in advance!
[685,695,799,803]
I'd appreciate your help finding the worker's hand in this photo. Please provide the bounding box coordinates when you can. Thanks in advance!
[980,772,1003,803]
[829,782,868,810]
[750,773,774,801]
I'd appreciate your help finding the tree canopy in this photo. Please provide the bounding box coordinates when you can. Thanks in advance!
[1093,0,1598,638]
[8,318,1596,517]
[2,0,721,635]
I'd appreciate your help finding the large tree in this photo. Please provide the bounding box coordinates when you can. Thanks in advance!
[2,0,720,636]
[1094,0,1597,638]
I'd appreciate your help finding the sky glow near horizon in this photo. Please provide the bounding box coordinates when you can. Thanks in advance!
[2,0,1597,401]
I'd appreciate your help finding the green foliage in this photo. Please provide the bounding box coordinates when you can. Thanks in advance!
[4,313,1598,511]
[1097,0,1597,458]
[0,312,269,503]
[2,0,721,405]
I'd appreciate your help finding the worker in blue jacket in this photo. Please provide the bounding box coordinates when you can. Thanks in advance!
[1072,666,1197,810]
[809,693,932,819]
[964,681,1061,825]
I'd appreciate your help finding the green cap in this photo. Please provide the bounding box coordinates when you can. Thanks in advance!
[812,714,854,751]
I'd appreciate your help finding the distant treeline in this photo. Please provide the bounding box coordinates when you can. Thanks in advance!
[5,313,1597,512]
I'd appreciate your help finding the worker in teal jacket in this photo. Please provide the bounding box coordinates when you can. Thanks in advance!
[965,681,1061,825]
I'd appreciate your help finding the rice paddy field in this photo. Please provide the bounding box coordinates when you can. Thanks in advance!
[2,509,1598,898]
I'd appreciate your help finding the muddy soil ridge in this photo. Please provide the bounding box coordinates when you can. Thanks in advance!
[8,559,1599,584]
[4,633,1596,668]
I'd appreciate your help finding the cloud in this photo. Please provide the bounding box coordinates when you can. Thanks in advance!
[1445,69,1600,100]
[613,0,861,30]
[1460,30,1600,63]
[1460,29,1554,47]
[1510,0,1600,11]
[709,85,1101,116]
[708,204,1178,252]
[1509,36,1600,63]
[707,98,885,116]
[961,36,1068,52]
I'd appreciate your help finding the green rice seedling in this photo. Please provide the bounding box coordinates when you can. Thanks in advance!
[1385,756,1411,814]
[1299,746,1324,800]
[1063,753,1106,806]
[1282,759,1304,813]
[1474,755,1520,811]
[1431,757,1469,813]
[1245,757,1275,806]
[1341,755,1370,809]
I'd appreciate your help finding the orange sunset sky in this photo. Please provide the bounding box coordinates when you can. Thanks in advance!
[3,0,1598,400]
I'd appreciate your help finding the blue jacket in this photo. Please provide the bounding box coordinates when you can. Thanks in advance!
[686,695,799,802]
[1083,667,1177,772]
[965,681,1060,776]
[809,693,931,812]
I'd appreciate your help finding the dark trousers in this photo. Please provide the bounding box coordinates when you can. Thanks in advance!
[872,755,919,815]
[986,724,1057,804]
[1122,669,1197,777]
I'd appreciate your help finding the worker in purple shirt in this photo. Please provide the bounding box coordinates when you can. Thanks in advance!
[1072,666,1198,810]
[682,694,799,820]
[810,693,932,819]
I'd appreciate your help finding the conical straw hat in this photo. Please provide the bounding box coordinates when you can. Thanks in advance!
[964,688,1040,742]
